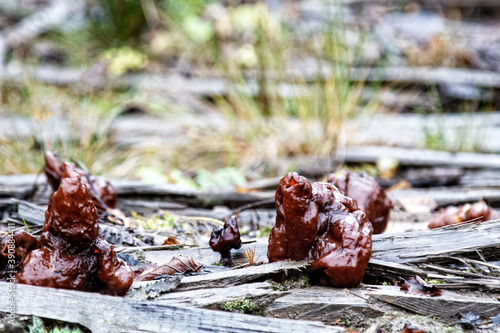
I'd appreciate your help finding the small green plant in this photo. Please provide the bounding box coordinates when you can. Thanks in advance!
[421,85,487,153]
[195,167,247,190]
[270,276,311,291]
[211,261,223,266]
[220,297,264,315]
[130,211,177,231]
[20,215,30,233]
[425,279,445,285]
[255,226,272,238]
[27,317,45,333]
[27,317,83,333]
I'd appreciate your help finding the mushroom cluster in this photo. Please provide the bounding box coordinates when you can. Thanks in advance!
[8,162,133,296]
[268,172,373,287]
[428,200,499,229]
[327,170,393,234]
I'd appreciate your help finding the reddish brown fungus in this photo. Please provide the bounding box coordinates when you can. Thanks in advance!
[0,230,40,280]
[163,236,180,245]
[44,151,64,191]
[327,170,393,234]
[268,172,373,288]
[428,200,499,229]
[43,151,117,210]
[209,215,242,266]
[16,162,133,296]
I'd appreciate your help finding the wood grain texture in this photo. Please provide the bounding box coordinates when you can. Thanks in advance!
[371,219,500,264]
[368,286,500,323]
[0,282,344,333]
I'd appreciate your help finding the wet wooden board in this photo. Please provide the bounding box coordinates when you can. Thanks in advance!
[0,282,343,333]
[389,187,500,207]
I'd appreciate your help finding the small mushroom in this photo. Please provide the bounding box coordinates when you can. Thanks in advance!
[209,215,242,266]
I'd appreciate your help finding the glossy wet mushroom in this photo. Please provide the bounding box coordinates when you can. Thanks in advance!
[209,215,242,266]
[327,169,393,234]
[16,162,133,296]
[43,151,117,210]
[428,200,499,229]
[268,172,373,288]
[0,230,40,280]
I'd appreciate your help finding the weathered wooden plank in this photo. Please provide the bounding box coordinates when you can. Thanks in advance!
[364,259,428,281]
[3,62,500,97]
[460,170,500,187]
[340,145,500,169]
[368,286,500,323]
[389,187,500,207]
[365,259,500,291]
[0,0,84,49]
[133,260,311,291]
[153,281,282,307]
[266,286,385,322]
[0,282,343,333]
[0,173,275,209]
[372,219,500,264]
[351,66,500,89]
[349,112,500,153]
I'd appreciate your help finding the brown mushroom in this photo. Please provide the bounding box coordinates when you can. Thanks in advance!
[268,172,373,288]
[209,215,242,266]
[16,162,133,296]
[327,169,393,234]
[428,200,499,229]
[43,151,117,210]
[0,230,40,280]
[44,151,64,191]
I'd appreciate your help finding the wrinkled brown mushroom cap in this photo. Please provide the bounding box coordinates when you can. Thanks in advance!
[43,151,117,210]
[44,162,99,247]
[268,172,373,288]
[328,170,393,234]
[16,162,133,296]
[209,215,242,266]
[268,172,318,262]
